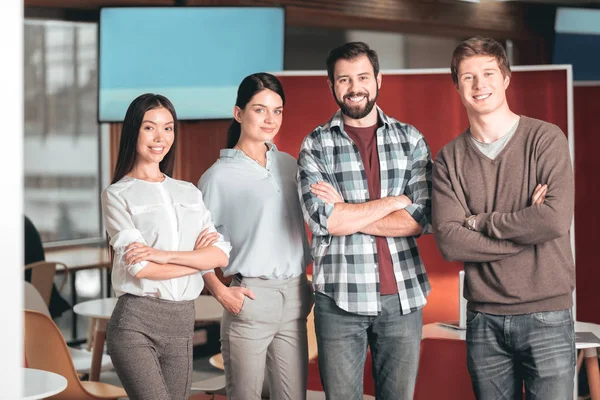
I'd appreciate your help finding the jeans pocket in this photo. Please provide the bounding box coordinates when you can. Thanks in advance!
[532,309,572,326]
[466,310,481,325]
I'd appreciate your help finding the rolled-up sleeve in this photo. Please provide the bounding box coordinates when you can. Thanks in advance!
[101,189,148,277]
[297,134,335,236]
[403,131,433,234]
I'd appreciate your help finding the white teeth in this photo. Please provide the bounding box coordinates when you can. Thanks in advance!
[151,147,164,151]
[474,94,491,100]
[348,96,365,102]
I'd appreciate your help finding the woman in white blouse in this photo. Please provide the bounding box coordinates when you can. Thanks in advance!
[101,93,231,400]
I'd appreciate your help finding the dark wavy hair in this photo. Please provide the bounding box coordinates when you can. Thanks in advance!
[111,93,178,184]
[326,41,380,84]
[226,73,285,149]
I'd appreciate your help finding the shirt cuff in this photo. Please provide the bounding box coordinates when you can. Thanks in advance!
[322,202,335,232]
[125,260,148,277]
[110,228,147,248]
[212,238,232,259]
[404,203,431,234]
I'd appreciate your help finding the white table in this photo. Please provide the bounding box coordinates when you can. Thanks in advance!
[73,295,224,381]
[22,368,67,400]
[423,321,600,400]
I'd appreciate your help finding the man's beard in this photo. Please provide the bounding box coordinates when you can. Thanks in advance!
[334,87,378,120]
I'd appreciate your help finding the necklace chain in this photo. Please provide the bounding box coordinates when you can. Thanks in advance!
[235,144,266,166]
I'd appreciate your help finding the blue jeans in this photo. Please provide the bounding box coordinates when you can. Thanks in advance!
[466,309,576,400]
[314,292,422,400]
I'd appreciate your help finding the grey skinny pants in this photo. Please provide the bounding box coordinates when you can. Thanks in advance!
[106,293,195,400]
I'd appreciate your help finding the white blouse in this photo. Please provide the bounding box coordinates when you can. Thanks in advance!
[101,175,231,301]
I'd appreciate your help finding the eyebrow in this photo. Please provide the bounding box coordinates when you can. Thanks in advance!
[337,72,371,79]
[251,103,283,109]
[141,120,174,124]
[460,68,498,76]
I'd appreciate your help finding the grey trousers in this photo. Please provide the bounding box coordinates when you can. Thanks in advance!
[106,294,195,400]
[221,274,315,400]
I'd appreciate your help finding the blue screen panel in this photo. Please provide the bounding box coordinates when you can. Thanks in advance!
[553,7,600,81]
[99,7,284,121]
[553,33,600,81]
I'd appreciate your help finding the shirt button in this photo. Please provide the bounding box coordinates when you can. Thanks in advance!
[370,238,374,243]
[373,264,378,269]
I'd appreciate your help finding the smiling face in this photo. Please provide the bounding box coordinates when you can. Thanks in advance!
[135,107,175,167]
[330,55,381,121]
[457,55,510,117]
[235,88,283,143]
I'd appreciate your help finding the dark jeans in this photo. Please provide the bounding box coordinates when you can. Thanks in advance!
[466,309,576,400]
[314,292,422,400]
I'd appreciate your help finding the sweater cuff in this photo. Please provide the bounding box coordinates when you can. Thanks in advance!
[474,213,491,233]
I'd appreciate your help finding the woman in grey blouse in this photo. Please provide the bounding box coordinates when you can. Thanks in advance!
[198,73,313,400]
[101,93,231,400]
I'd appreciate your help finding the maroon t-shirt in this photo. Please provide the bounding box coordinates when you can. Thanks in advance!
[344,123,398,295]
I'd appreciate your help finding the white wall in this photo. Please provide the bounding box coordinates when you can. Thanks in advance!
[346,30,407,69]
[0,0,23,397]
[285,27,461,71]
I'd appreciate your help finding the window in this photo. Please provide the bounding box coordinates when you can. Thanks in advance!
[24,19,103,244]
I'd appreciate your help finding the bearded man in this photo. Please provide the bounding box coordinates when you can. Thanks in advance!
[297,41,432,400]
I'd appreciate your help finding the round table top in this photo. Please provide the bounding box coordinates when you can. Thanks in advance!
[209,353,224,370]
[575,321,600,350]
[23,368,67,400]
[423,320,600,350]
[73,295,223,321]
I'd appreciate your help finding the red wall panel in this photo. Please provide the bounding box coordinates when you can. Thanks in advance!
[275,69,570,323]
[574,85,600,324]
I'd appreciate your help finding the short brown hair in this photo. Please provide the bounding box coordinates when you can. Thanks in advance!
[450,36,511,86]
[326,42,380,84]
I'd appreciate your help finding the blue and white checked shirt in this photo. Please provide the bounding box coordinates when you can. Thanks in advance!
[298,107,432,316]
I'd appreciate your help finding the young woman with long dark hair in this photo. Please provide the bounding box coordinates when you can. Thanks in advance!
[198,73,313,400]
[101,93,231,400]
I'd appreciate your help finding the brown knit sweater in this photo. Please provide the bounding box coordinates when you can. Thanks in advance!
[432,116,575,315]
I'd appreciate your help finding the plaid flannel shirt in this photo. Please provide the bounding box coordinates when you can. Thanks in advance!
[297,107,432,315]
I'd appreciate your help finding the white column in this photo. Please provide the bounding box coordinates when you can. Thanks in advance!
[345,30,407,69]
[0,0,24,398]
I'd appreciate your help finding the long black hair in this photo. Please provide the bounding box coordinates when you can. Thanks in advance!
[226,73,285,149]
[111,93,178,184]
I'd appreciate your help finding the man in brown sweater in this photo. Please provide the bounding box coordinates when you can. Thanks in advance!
[432,36,576,399]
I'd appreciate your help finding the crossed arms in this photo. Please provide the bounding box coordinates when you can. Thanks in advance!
[297,134,432,238]
[102,190,230,281]
[431,129,574,263]
[123,229,229,280]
